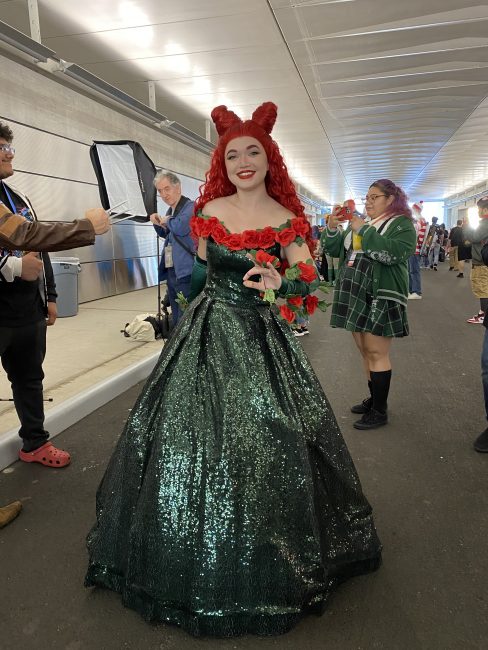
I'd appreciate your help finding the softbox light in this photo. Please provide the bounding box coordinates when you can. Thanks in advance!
[90,140,156,222]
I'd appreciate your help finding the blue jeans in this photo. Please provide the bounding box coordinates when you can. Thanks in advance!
[167,268,191,325]
[428,243,440,266]
[408,254,421,294]
[482,327,488,420]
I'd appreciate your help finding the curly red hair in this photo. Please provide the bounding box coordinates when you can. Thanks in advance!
[195,102,306,223]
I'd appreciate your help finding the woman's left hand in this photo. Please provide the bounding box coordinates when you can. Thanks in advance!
[350,214,365,233]
[243,261,282,292]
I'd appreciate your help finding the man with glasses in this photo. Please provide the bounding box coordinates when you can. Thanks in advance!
[149,170,195,324]
[0,122,110,469]
[0,121,111,528]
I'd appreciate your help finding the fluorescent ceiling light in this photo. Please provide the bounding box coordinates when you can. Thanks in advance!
[0,20,213,156]
[0,20,56,61]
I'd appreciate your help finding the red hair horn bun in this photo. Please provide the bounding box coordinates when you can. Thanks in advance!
[211,105,242,136]
[251,102,277,135]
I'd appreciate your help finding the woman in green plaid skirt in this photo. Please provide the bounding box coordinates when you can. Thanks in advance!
[322,179,416,430]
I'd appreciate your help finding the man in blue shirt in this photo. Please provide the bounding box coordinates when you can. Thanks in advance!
[149,171,195,324]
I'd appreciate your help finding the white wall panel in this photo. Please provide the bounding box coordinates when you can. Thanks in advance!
[0,55,209,179]
[0,54,207,301]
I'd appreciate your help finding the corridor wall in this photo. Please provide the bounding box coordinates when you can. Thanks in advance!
[0,54,208,302]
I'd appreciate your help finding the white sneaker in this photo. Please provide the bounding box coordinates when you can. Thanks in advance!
[467,313,485,324]
[408,293,422,300]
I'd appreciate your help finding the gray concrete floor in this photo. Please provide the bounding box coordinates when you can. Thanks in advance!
[1,262,487,650]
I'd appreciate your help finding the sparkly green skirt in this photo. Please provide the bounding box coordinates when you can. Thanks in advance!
[85,279,381,636]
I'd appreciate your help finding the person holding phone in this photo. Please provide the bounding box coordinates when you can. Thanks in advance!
[323,179,416,430]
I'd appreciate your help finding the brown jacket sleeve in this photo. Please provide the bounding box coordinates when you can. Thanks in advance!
[0,204,95,252]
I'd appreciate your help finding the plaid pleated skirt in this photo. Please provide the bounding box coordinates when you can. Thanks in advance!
[330,253,409,338]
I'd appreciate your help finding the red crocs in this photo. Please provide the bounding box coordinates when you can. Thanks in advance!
[19,442,71,468]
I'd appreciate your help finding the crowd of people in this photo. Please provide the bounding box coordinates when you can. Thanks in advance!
[0,100,486,639]
[404,199,488,453]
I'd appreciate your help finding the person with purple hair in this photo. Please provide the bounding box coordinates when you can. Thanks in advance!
[324,179,416,430]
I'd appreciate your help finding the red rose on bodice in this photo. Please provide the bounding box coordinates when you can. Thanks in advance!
[223,234,243,250]
[259,227,277,249]
[211,222,228,243]
[200,217,219,238]
[241,229,261,249]
[190,216,203,237]
[276,228,296,247]
[291,217,310,239]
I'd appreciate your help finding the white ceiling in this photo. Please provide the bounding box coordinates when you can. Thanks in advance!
[1,0,488,204]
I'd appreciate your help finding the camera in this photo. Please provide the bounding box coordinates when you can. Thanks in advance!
[336,199,356,221]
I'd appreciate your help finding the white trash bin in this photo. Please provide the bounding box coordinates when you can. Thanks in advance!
[51,257,81,317]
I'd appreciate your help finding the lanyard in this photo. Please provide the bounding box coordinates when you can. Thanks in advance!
[1,182,18,214]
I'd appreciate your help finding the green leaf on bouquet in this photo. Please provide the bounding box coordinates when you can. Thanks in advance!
[285,266,300,280]
[176,291,189,310]
[263,288,276,304]
[319,281,331,293]
[318,300,330,312]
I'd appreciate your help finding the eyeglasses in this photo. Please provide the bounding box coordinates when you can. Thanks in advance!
[0,144,15,155]
[364,194,386,202]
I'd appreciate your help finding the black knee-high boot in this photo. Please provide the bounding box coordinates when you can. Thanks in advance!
[370,370,391,414]
[354,371,390,429]
[350,380,373,414]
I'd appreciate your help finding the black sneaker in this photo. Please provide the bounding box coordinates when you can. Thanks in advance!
[457,273,464,278]
[433,264,438,271]
[351,397,373,414]
[474,427,488,453]
[353,408,388,430]
[301,326,309,335]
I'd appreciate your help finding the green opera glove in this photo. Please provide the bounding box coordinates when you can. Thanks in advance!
[277,276,312,298]
[189,255,207,301]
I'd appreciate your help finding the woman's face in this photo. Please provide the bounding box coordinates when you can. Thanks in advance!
[224,136,268,191]
[365,185,394,219]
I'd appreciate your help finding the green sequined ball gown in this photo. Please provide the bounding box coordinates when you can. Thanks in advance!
[85,235,382,637]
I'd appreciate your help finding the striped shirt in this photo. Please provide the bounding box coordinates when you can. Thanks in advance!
[415,219,427,255]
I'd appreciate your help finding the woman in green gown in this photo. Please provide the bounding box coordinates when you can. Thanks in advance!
[85,102,382,637]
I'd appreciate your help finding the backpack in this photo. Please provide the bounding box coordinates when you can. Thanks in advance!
[122,313,162,342]
[122,299,173,342]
